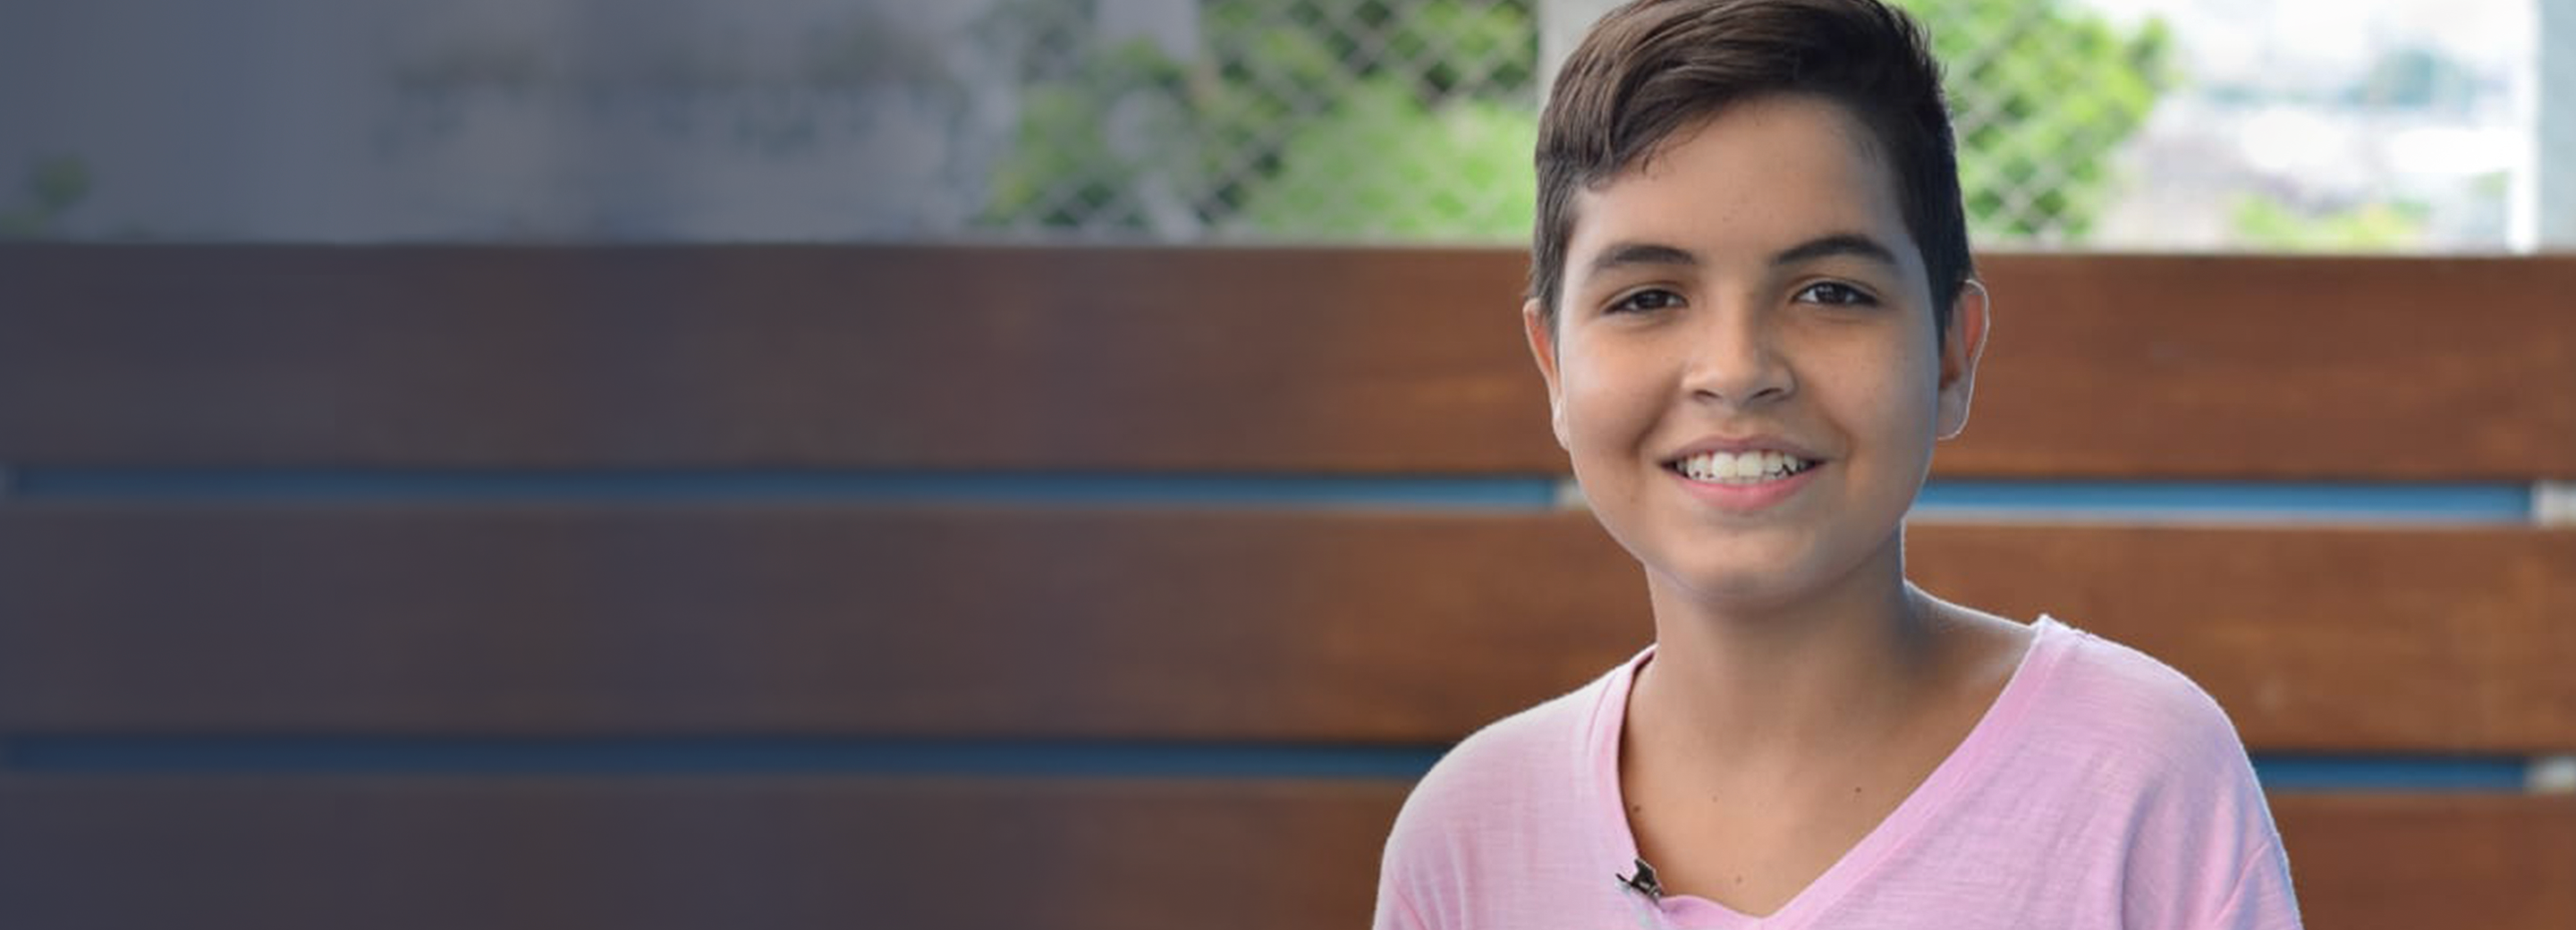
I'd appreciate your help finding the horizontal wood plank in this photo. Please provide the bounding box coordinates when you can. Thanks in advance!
[1907,522,2576,755]
[0,244,1550,473]
[3,245,2571,478]
[4,505,2569,751]
[0,504,1644,740]
[0,778,2564,930]
[2275,792,2576,930]
[1953,254,2576,479]
[0,776,1404,930]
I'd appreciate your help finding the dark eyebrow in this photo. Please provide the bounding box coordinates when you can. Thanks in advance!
[1773,232,1902,269]
[1586,241,1699,275]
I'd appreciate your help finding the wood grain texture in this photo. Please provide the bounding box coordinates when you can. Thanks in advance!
[0,504,1646,740]
[3,245,2570,477]
[0,244,1550,472]
[1956,253,2576,479]
[1906,522,2576,754]
[0,775,1407,930]
[2274,792,2576,930]
[5,504,2570,751]
[0,778,2565,930]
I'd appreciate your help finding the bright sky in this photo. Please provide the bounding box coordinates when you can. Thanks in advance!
[2073,0,2533,82]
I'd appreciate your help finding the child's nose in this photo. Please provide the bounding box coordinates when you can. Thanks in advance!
[1679,310,1793,407]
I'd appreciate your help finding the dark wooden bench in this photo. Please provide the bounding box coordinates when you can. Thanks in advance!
[1,244,2571,928]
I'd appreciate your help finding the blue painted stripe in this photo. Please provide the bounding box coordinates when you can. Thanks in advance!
[0,736,2539,791]
[6,469,1561,512]
[1915,479,2530,522]
[2251,755,2531,791]
[4,469,2536,520]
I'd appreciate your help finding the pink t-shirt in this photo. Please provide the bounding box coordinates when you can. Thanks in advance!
[1374,617,2301,929]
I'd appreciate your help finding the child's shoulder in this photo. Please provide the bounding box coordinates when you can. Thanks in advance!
[1376,653,1646,926]
[1385,651,1639,836]
[1409,666,1614,794]
[2000,619,2287,912]
[2018,617,2257,768]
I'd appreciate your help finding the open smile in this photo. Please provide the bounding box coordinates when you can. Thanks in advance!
[1661,447,1827,512]
[1666,449,1819,485]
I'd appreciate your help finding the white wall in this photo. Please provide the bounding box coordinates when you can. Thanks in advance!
[2516,0,2576,249]
[0,0,1011,241]
[1538,0,1625,94]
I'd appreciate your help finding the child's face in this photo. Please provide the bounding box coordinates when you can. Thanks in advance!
[1523,93,1986,611]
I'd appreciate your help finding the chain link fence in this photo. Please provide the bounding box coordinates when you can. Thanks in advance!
[965,0,2171,247]
[968,0,1541,241]
[0,0,2532,248]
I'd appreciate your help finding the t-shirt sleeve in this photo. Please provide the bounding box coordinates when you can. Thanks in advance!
[1370,795,1439,930]
[2097,640,2305,930]
[1362,662,1635,930]
[1371,880,1429,930]
[1370,740,1465,930]
[2044,627,2302,930]
[2205,835,2302,930]
[2153,731,2302,930]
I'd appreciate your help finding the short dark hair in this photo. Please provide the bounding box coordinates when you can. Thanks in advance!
[1531,0,1971,339]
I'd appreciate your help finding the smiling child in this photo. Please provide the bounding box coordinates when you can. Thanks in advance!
[1370,1,2301,926]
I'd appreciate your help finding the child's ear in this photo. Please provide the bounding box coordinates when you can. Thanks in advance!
[1521,298,1570,450]
[1936,280,1990,441]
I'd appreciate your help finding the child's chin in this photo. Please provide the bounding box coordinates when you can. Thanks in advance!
[1654,557,1828,610]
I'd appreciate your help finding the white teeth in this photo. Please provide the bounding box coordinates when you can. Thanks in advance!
[1677,450,1814,484]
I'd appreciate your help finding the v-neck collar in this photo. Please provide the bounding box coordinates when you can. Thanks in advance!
[1580,617,2072,929]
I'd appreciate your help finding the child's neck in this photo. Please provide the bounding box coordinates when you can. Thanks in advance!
[1631,552,1944,766]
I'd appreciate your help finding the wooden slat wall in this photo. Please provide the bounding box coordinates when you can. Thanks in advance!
[3,244,2572,930]
[4,506,2572,751]
[2279,794,2576,929]
[3,246,2572,478]
[0,777,1406,930]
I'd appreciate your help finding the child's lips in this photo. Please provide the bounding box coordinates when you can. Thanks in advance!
[1667,457,1825,512]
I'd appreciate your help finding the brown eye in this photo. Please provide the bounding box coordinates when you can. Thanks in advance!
[1794,282,1877,307]
[1608,289,1683,314]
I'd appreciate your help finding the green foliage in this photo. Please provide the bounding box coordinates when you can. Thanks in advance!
[1894,0,2172,241]
[1238,77,1534,238]
[2229,196,2425,251]
[979,0,1538,239]
[0,156,91,239]
[1382,1,1537,98]
[977,0,2165,244]
[981,35,1196,230]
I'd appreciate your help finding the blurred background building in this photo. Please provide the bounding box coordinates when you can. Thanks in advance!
[0,0,2568,249]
